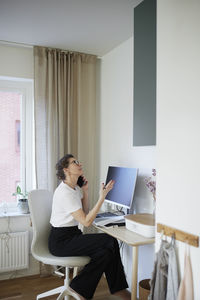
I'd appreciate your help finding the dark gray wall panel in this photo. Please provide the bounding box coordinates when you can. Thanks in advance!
[133,0,156,146]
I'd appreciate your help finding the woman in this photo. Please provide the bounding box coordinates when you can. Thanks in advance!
[48,154,131,300]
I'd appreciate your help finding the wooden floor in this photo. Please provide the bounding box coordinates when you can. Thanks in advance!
[0,274,121,300]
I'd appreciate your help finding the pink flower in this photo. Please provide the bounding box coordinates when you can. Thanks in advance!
[144,169,156,201]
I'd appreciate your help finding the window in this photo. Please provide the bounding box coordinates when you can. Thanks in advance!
[15,120,20,152]
[0,77,35,205]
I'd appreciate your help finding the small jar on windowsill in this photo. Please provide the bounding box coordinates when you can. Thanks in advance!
[17,198,29,214]
[12,185,29,214]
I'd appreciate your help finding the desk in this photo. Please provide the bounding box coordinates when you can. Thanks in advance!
[95,225,155,300]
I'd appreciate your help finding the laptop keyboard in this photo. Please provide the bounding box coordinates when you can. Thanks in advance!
[96,212,121,218]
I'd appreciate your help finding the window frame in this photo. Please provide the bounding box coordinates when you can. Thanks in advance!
[0,76,35,206]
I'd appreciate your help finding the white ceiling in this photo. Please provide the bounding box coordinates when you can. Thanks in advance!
[0,0,142,56]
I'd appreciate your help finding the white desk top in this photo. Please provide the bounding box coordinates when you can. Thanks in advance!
[95,225,155,246]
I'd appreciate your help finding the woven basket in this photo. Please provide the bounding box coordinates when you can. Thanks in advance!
[139,279,150,300]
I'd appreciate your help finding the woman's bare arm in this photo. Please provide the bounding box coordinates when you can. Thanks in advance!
[72,180,114,227]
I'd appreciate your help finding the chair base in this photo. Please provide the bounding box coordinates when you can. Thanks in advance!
[37,286,63,299]
[57,288,82,300]
[36,267,82,300]
[36,285,81,300]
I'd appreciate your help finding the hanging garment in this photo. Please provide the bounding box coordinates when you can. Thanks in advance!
[148,239,179,300]
[177,245,194,300]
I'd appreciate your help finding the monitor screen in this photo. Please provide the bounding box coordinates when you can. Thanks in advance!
[105,166,138,209]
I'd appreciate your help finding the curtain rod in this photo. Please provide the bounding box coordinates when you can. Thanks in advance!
[0,40,102,59]
[0,40,33,48]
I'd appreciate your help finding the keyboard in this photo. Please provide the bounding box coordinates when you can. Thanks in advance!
[96,211,123,218]
[105,221,125,227]
[94,213,125,227]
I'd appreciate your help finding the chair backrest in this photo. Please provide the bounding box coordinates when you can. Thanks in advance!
[28,189,53,259]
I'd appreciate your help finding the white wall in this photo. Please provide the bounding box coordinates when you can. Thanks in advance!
[0,44,33,78]
[0,44,38,280]
[99,37,156,291]
[157,0,200,298]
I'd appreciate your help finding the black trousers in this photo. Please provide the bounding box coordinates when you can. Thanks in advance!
[48,226,128,299]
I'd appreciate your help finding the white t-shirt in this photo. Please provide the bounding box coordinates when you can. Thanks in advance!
[50,181,83,227]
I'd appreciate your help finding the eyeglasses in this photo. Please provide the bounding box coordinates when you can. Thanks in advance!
[70,160,80,166]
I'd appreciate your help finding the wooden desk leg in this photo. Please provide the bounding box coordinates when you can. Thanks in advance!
[131,246,138,300]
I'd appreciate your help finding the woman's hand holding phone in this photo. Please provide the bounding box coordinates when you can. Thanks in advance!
[82,176,88,192]
[77,175,88,191]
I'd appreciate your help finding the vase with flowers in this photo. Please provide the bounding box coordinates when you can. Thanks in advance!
[144,169,156,215]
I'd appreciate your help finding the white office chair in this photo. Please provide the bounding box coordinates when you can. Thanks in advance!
[28,189,90,300]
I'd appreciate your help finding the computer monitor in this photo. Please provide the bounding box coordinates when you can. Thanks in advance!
[104,166,138,210]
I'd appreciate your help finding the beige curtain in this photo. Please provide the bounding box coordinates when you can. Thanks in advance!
[34,46,97,207]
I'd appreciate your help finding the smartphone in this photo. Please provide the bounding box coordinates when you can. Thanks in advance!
[77,176,85,188]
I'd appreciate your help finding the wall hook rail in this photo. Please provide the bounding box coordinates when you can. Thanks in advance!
[157,223,199,247]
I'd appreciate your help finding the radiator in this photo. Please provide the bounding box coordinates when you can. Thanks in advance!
[0,231,29,272]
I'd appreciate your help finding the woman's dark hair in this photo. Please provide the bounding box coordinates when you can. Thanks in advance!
[56,154,74,180]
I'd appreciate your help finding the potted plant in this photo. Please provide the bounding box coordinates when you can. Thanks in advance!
[12,185,29,214]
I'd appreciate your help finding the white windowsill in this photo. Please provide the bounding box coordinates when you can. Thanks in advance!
[0,202,30,218]
[0,212,30,218]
